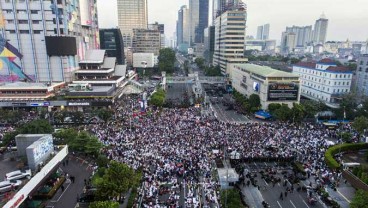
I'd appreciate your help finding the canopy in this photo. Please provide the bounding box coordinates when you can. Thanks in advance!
[255,110,272,120]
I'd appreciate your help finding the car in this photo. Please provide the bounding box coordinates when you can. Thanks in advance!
[0,180,21,193]
[5,169,31,181]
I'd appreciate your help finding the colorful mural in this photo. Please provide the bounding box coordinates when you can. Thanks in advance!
[0,35,33,81]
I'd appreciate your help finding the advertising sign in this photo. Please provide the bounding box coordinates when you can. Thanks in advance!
[267,83,299,101]
[68,102,90,106]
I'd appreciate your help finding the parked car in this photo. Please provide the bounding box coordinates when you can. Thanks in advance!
[5,169,31,181]
[0,180,20,193]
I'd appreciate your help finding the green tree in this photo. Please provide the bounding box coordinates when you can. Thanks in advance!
[158,48,176,73]
[249,94,261,109]
[96,161,140,201]
[19,119,54,134]
[96,154,109,168]
[350,190,368,208]
[274,104,292,121]
[96,109,114,122]
[352,116,368,135]
[53,128,78,145]
[339,132,353,143]
[291,103,305,123]
[268,103,281,114]
[204,65,222,76]
[71,111,85,124]
[149,89,166,107]
[195,57,205,69]
[69,131,102,157]
[89,201,119,208]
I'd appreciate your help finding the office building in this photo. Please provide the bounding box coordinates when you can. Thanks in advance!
[196,0,209,43]
[189,0,199,45]
[230,64,300,109]
[293,58,352,108]
[256,24,270,40]
[313,14,328,44]
[355,55,368,96]
[99,28,125,65]
[132,29,161,55]
[176,5,190,53]
[148,22,165,48]
[212,0,246,22]
[284,25,313,47]
[0,0,99,83]
[213,10,248,74]
[281,32,296,53]
[117,0,148,47]
[204,26,215,62]
[245,40,276,52]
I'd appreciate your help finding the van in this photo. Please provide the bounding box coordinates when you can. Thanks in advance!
[5,169,31,181]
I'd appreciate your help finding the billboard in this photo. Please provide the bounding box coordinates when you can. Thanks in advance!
[267,83,299,101]
[80,0,92,26]
[45,36,77,56]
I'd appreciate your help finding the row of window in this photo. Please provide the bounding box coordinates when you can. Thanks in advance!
[302,90,331,102]
[357,67,368,72]
[359,60,368,66]
[3,9,39,14]
[302,76,350,86]
[7,28,64,34]
[303,82,349,93]
[296,68,351,79]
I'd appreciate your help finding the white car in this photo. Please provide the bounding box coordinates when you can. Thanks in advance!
[5,170,31,181]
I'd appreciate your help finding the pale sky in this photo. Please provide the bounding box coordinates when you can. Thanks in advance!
[97,0,368,43]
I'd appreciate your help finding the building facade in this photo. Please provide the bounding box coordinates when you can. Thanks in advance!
[213,10,248,74]
[204,26,215,62]
[148,22,165,48]
[355,54,368,96]
[281,32,296,53]
[176,5,190,53]
[230,63,300,109]
[99,28,125,65]
[132,29,161,55]
[285,25,312,47]
[117,0,148,47]
[196,0,209,44]
[293,59,352,108]
[256,24,270,40]
[313,14,328,44]
[0,0,99,83]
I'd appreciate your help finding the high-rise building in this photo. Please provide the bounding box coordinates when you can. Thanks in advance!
[284,26,313,47]
[117,0,148,47]
[149,22,165,48]
[0,0,99,83]
[212,0,246,23]
[213,10,248,74]
[176,5,190,52]
[204,26,215,62]
[189,0,199,45]
[313,14,328,44]
[132,29,161,56]
[256,24,270,40]
[355,54,368,96]
[281,32,297,53]
[99,29,125,65]
[196,0,209,44]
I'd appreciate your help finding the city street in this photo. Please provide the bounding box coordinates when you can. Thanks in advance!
[210,97,250,124]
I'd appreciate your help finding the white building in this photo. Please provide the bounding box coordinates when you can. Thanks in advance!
[230,64,300,109]
[0,0,99,83]
[293,58,353,108]
[213,10,248,75]
[133,53,155,68]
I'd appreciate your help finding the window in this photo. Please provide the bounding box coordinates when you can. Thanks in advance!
[32,20,40,24]
[18,20,28,24]
[31,10,38,14]
[19,30,29,34]
[6,30,16,34]
[33,30,42,34]
[17,10,27,14]
[7,20,14,24]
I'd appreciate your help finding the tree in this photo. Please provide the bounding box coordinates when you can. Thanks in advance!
[19,119,54,134]
[268,103,281,114]
[95,161,140,201]
[149,89,166,107]
[249,94,261,109]
[204,65,222,76]
[195,57,205,69]
[291,103,305,123]
[53,128,78,145]
[158,48,176,73]
[96,109,114,122]
[352,116,368,135]
[350,190,368,208]
[69,131,103,157]
[89,201,119,208]
[274,104,292,121]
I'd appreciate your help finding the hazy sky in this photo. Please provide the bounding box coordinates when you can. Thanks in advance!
[97,0,368,42]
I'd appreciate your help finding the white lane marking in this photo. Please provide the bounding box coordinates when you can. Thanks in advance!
[264,162,268,166]
[263,179,269,186]
[290,200,297,208]
[50,182,71,202]
[302,199,310,208]
[277,201,283,208]
[337,189,351,203]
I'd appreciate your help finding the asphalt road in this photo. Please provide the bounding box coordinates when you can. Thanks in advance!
[210,98,249,124]
[166,83,194,106]
[241,162,325,208]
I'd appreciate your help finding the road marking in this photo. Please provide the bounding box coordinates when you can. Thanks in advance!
[302,199,310,208]
[337,189,351,203]
[290,200,297,208]
[278,183,281,187]
[254,162,257,166]
[263,179,269,186]
[277,201,283,208]
[264,162,268,166]
[50,182,71,202]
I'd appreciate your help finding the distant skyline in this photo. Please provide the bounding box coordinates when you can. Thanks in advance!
[97,0,368,43]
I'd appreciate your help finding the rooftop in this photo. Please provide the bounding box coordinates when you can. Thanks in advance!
[0,82,64,90]
[234,64,298,78]
[79,50,106,64]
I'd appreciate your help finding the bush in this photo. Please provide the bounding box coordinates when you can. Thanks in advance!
[324,143,368,169]
[220,189,246,208]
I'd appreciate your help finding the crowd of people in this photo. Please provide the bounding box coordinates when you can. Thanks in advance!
[84,93,346,208]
